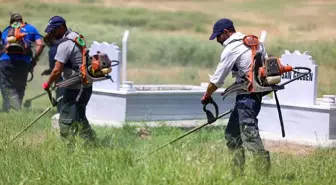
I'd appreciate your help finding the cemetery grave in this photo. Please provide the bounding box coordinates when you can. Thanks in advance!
[52,30,336,148]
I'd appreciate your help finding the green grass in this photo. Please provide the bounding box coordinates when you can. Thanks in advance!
[0,0,335,94]
[1,114,336,185]
[232,0,305,12]
[0,66,334,184]
[0,1,335,96]
[0,1,336,184]
[0,0,213,33]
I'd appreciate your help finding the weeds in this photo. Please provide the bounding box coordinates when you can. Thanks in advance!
[1,117,336,184]
[0,1,335,183]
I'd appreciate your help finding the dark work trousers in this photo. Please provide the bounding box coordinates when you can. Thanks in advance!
[58,86,97,147]
[0,59,29,112]
[54,76,64,113]
[224,93,270,176]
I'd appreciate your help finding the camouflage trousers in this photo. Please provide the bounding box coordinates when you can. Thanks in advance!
[224,93,270,176]
[58,86,98,148]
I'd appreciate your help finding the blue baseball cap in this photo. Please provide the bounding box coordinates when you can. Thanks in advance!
[45,16,66,34]
[209,18,234,40]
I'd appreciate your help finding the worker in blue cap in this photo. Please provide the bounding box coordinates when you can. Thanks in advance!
[41,32,63,113]
[42,15,98,149]
[0,13,44,112]
[201,18,271,176]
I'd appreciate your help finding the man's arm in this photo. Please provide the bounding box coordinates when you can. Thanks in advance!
[34,38,44,60]
[204,50,236,97]
[46,61,64,86]
[204,82,218,97]
[30,26,45,66]
[44,42,70,87]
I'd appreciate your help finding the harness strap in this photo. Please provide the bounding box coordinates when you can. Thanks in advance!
[6,22,30,55]
[76,79,84,102]
[242,34,260,92]
[55,33,88,102]
[71,35,89,84]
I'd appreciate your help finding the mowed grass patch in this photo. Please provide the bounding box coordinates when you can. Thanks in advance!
[1,117,336,184]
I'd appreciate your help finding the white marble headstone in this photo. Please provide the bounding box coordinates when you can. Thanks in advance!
[88,41,121,91]
[275,50,318,105]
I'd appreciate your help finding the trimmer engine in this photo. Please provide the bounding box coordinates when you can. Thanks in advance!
[258,57,293,86]
[220,39,311,138]
[87,52,113,78]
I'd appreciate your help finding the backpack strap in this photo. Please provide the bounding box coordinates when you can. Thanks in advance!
[73,34,88,84]
[242,34,260,92]
[59,33,89,84]
[57,37,73,69]
[5,22,30,55]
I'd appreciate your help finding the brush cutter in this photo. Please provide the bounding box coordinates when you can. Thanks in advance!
[136,100,233,161]
[8,89,62,144]
[220,52,312,138]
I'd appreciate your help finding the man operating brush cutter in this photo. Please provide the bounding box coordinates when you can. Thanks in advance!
[0,13,45,112]
[201,18,311,176]
[23,35,64,111]
[136,20,310,167]
[42,16,119,149]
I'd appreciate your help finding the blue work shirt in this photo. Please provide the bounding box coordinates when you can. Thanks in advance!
[0,39,10,62]
[0,23,42,63]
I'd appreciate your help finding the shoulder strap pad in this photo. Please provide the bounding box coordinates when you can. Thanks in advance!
[243,35,259,48]
[243,34,261,92]
[60,35,86,48]
[75,35,86,47]
[64,33,88,83]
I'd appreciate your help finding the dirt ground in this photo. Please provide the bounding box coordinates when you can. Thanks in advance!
[263,140,318,157]
[135,127,319,157]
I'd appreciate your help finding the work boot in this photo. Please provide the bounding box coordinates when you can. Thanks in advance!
[229,148,246,177]
[253,150,271,177]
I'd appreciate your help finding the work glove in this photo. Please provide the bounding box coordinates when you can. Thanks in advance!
[43,82,50,91]
[41,69,52,76]
[201,93,213,105]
